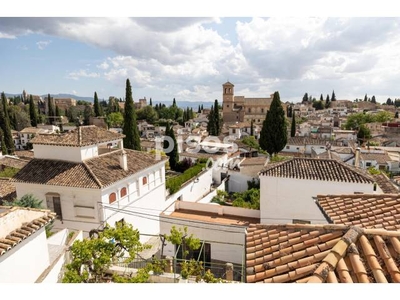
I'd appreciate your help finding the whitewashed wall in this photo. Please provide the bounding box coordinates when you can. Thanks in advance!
[0,227,50,283]
[166,167,213,203]
[260,176,380,224]
[33,144,83,162]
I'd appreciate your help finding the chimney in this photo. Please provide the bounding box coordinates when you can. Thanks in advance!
[120,150,128,171]
[354,147,361,168]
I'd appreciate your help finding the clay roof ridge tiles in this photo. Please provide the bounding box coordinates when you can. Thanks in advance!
[82,161,103,188]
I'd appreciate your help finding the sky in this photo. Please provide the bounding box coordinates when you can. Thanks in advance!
[1,2,400,106]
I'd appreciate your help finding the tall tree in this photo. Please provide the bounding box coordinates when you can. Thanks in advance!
[290,113,296,137]
[0,128,7,154]
[149,98,152,106]
[83,104,93,126]
[1,92,15,154]
[302,93,309,104]
[201,104,203,111]
[93,91,101,117]
[364,94,368,102]
[206,105,216,135]
[259,91,287,156]
[47,94,55,125]
[331,90,336,101]
[320,94,324,101]
[325,94,330,108]
[29,95,38,127]
[123,79,141,151]
[198,105,201,114]
[250,119,254,136]
[371,95,376,104]
[213,99,222,136]
[172,98,177,107]
[165,122,179,171]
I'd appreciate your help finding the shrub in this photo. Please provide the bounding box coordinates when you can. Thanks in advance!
[166,161,207,194]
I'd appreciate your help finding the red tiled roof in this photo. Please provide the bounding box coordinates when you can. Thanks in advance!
[12,149,166,189]
[246,224,400,283]
[260,157,373,184]
[316,194,400,230]
[0,206,56,256]
[30,125,125,147]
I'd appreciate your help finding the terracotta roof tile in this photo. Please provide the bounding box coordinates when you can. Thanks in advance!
[0,157,30,169]
[246,224,400,283]
[317,194,400,230]
[0,178,16,203]
[12,149,166,189]
[260,157,373,183]
[30,125,125,147]
[0,206,56,256]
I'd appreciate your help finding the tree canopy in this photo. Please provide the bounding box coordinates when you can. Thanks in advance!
[259,91,287,156]
[122,79,141,151]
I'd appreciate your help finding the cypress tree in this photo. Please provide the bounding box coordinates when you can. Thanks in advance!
[320,94,323,101]
[371,95,376,104]
[290,112,296,137]
[198,105,201,114]
[29,95,38,127]
[0,128,7,155]
[326,94,330,108]
[250,119,254,136]
[207,105,216,135]
[165,122,179,171]
[122,79,141,151]
[94,91,101,117]
[259,91,287,156]
[47,94,55,125]
[149,98,152,106]
[364,94,368,102]
[331,90,336,101]
[201,104,203,111]
[190,107,194,119]
[213,99,221,136]
[1,92,15,154]
[172,98,177,107]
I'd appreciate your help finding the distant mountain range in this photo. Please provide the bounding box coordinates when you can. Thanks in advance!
[4,93,214,109]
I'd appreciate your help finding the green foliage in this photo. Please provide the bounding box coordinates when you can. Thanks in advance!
[211,190,229,205]
[122,79,141,151]
[344,111,393,130]
[106,112,124,128]
[290,113,296,137]
[166,160,207,194]
[357,124,371,143]
[136,105,158,123]
[0,92,15,154]
[206,100,222,136]
[62,221,147,283]
[112,267,151,283]
[270,154,291,162]
[3,193,43,208]
[164,226,201,258]
[47,94,55,125]
[0,128,7,154]
[241,135,260,150]
[83,104,93,126]
[259,91,287,156]
[312,100,324,110]
[165,122,179,171]
[367,167,381,175]
[29,95,38,127]
[93,92,101,117]
[231,188,260,210]
[247,178,260,189]
[0,167,19,178]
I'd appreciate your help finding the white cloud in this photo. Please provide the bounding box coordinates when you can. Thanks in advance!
[71,90,77,95]
[67,69,100,80]
[36,40,51,50]
[0,32,16,39]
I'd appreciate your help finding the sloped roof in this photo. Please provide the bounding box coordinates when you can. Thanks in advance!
[246,224,400,283]
[287,137,344,146]
[0,206,56,256]
[0,178,16,203]
[30,125,125,147]
[316,194,400,230]
[360,152,393,164]
[12,149,166,189]
[373,173,399,194]
[259,158,373,184]
[0,156,30,169]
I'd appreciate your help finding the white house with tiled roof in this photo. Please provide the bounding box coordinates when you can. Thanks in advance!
[259,157,382,225]
[12,126,171,242]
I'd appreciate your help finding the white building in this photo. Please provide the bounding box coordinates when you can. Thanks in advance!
[259,157,381,225]
[160,200,259,268]
[12,125,170,243]
[0,206,64,283]
[13,125,60,150]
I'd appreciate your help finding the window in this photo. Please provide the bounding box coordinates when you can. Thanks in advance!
[248,108,251,113]
[46,193,62,219]
[142,176,148,185]
[109,192,117,204]
[286,146,290,149]
[261,108,264,113]
[227,104,229,108]
[120,187,127,198]
[293,219,311,224]
[366,162,372,167]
